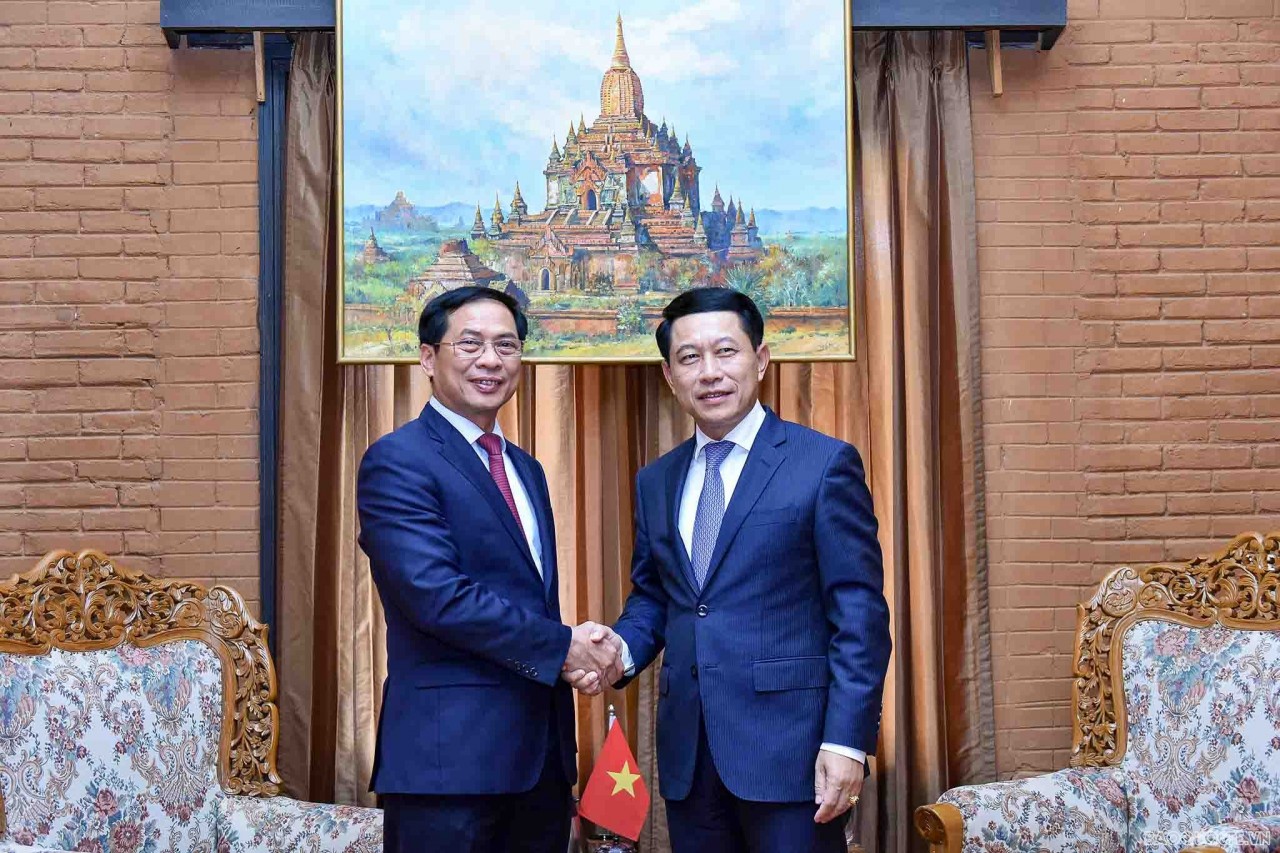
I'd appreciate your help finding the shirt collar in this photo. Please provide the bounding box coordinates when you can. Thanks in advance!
[429,396,506,451]
[694,401,765,457]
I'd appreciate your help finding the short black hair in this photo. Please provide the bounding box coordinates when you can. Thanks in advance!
[655,287,764,362]
[418,286,528,346]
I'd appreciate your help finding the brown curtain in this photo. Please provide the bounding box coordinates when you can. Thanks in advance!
[275,28,994,852]
[852,31,998,847]
[276,31,341,802]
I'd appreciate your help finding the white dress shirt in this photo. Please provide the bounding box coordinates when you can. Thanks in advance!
[429,396,543,578]
[622,401,865,765]
[676,401,767,557]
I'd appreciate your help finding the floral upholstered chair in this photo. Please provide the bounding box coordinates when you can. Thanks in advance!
[0,550,383,853]
[916,532,1280,853]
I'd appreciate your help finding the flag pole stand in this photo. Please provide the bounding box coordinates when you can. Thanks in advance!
[587,831,635,852]
[587,705,637,852]
[599,706,621,840]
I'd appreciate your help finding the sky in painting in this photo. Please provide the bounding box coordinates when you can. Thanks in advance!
[341,0,849,213]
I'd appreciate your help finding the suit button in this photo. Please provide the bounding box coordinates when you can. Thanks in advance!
[690,664,698,679]
[696,605,709,617]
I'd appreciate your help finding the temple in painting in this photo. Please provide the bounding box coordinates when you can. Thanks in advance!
[406,238,528,307]
[482,16,762,293]
[356,229,391,265]
[376,190,436,231]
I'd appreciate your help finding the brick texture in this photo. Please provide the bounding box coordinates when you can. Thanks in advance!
[0,1,260,611]
[5,0,1278,785]
[974,0,1280,776]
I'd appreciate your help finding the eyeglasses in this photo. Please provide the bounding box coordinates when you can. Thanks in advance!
[440,338,524,359]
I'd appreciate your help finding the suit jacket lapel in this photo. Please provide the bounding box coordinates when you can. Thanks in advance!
[421,405,541,584]
[701,412,786,593]
[664,439,700,594]
[507,447,558,600]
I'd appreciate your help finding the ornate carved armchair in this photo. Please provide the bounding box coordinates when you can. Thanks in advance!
[0,550,383,853]
[916,532,1280,853]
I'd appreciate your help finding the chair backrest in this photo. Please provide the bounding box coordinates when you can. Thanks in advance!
[3,640,225,850]
[1070,532,1280,848]
[0,549,283,850]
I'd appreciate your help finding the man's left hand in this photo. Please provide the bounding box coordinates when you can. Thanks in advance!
[813,751,864,824]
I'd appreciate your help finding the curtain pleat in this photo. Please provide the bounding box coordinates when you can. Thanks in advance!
[275,30,338,803]
[275,28,995,852]
[852,31,997,851]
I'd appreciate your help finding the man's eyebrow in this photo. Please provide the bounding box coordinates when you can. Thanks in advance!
[453,327,516,337]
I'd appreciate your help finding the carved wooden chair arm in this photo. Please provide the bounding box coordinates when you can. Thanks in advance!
[914,769,1129,853]
[915,802,963,853]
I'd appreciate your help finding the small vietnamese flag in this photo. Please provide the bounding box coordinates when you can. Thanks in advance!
[578,718,651,841]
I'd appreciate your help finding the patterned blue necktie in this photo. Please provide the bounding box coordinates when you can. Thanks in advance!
[690,440,735,589]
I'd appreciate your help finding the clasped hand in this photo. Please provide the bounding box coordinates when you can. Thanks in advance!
[561,621,623,695]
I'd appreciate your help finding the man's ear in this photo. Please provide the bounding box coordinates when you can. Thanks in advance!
[420,343,436,380]
[756,343,771,380]
[661,357,674,392]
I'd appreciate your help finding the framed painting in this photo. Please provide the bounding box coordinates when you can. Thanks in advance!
[337,1,854,363]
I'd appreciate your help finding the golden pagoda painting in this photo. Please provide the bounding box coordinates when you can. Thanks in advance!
[338,2,853,363]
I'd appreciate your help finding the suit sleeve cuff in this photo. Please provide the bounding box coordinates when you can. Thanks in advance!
[820,743,866,765]
[619,636,636,677]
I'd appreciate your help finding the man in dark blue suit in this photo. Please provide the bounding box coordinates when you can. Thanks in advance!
[570,288,891,852]
[357,287,623,853]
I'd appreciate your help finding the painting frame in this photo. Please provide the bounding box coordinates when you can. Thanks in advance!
[336,0,856,364]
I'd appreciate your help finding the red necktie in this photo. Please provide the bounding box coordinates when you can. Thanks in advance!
[476,433,525,537]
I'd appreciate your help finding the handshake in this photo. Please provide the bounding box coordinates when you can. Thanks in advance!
[561,621,624,696]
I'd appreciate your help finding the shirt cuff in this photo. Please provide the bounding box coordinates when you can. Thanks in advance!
[820,743,866,765]
[619,636,636,677]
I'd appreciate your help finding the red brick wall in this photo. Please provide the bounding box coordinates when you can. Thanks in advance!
[0,2,261,612]
[973,0,1280,776]
[5,0,1278,780]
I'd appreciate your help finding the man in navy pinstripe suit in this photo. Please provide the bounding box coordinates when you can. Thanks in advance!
[358,288,623,853]
[567,288,891,852]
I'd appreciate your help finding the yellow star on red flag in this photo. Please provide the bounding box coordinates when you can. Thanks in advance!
[608,760,641,796]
